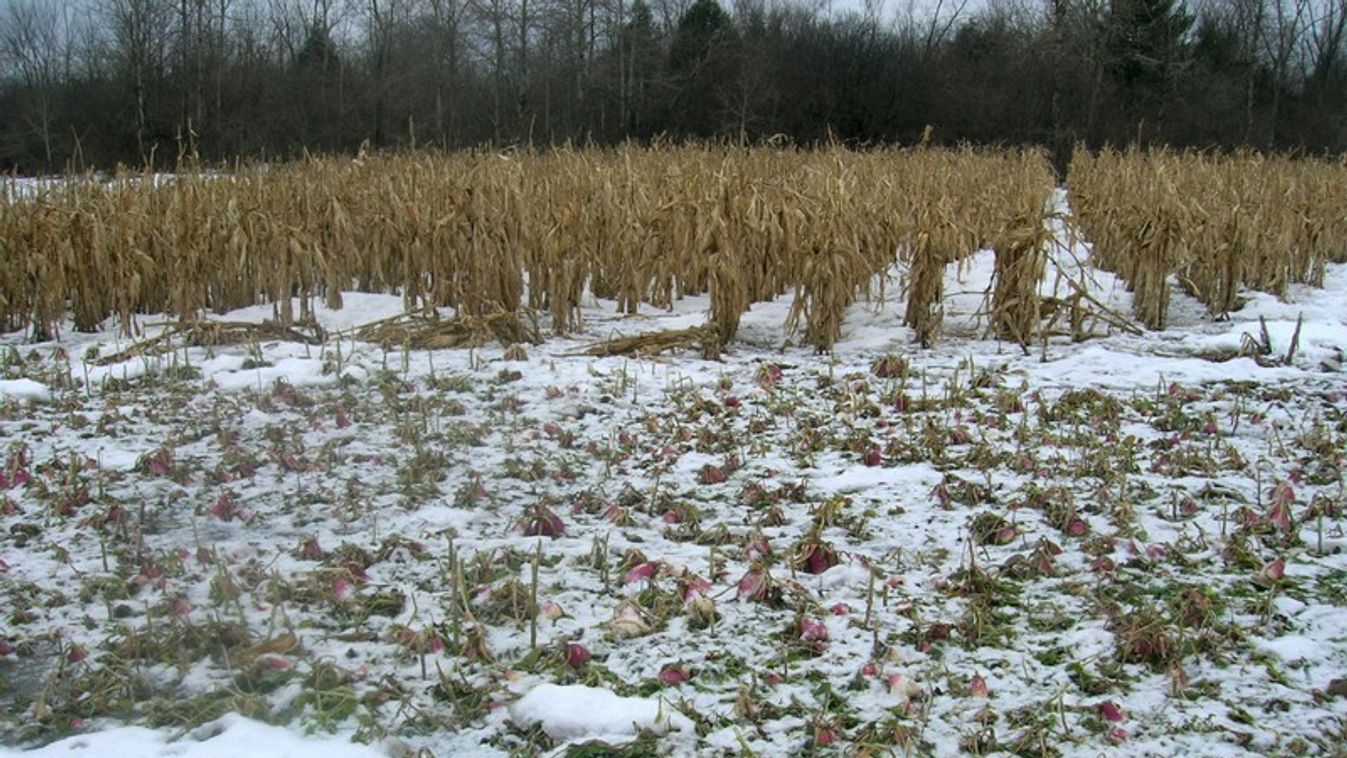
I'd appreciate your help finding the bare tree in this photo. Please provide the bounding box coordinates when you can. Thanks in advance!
[100,0,175,162]
[1307,0,1347,91]
[470,0,513,139]
[908,0,971,60]
[424,0,469,144]
[0,0,80,168]
[366,0,412,145]
[548,0,596,135]
[1259,0,1311,143]
[653,0,692,33]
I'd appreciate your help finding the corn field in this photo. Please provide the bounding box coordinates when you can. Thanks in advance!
[0,145,1055,352]
[1069,146,1347,330]
[2,145,1342,352]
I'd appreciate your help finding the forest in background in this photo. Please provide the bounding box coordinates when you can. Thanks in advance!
[2,0,1346,173]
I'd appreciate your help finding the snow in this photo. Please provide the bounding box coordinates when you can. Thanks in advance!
[0,715,384,758]
[209,357,335,393]
[0,379,49,401]
[221,293,407,334]
[1254,634,1328,664]
[1024,344,1296,389]
[508,684,693,744]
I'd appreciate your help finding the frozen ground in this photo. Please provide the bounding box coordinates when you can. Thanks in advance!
[1,201,1345,757]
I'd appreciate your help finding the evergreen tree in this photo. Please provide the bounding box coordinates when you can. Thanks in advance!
[1104,0,1194,96]
[670,0,733,73]
[668,0,736,136]
[295,22,339,72]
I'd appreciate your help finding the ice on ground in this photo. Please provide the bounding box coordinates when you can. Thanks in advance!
[0,714,384,758]
[508,684,693,743]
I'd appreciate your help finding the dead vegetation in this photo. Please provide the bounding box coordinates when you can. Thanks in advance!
[355,311,541,350]
[0,146,1060,353]
[4,145,1342,353]
[89,320,326,367]
[569,324,722,360]
[1069,146,1347,330]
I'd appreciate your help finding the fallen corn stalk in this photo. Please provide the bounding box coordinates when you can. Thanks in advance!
[567,324,722,360]
[355,310,540,349]
[90,320,326,366]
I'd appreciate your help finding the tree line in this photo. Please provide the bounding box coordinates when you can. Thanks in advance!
[2,0,1346,174]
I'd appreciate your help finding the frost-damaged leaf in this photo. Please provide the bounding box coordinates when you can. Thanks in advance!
[755,362,783,388]
[744,531,773,559]
[518,504,565,538]
[792,532,841,575]
[564,642,591,668]
[208,491,255,524]
[259,654,293,670]
[294,535,327,561]
[813,720,840,746]
[1255,557,1286,587]
[871,354,908,379]
[1092,555,1116,575]
[394,625,446,654]
[736,562,780,604]
[460,624,493,661]
[698,464,728,485]
[1268,500,1294,535]
[800,617,829,642]
[970,674,989,697]
[680,574,711,602]
[888,672,920,699]
[687,594,718,629]
[137,446,174,477]
[681,573,717,628]
[1169,662,1190,695]
[3,445,31,490]
[331,575,355,602]
[1096,700,1125,723]
[659,665,691,686]
[625,561,659,584]
[970,511,1016,546]
[608,600,652,640]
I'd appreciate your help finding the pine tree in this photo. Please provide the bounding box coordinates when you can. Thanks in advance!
[1104,0,1194,94]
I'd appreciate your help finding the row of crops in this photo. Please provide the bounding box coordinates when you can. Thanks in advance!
[2,146,1345,350]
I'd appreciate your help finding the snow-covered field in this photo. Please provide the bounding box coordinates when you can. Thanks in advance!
[1,202,1346,757]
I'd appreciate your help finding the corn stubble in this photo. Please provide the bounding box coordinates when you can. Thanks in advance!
[4,145,1337,351]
